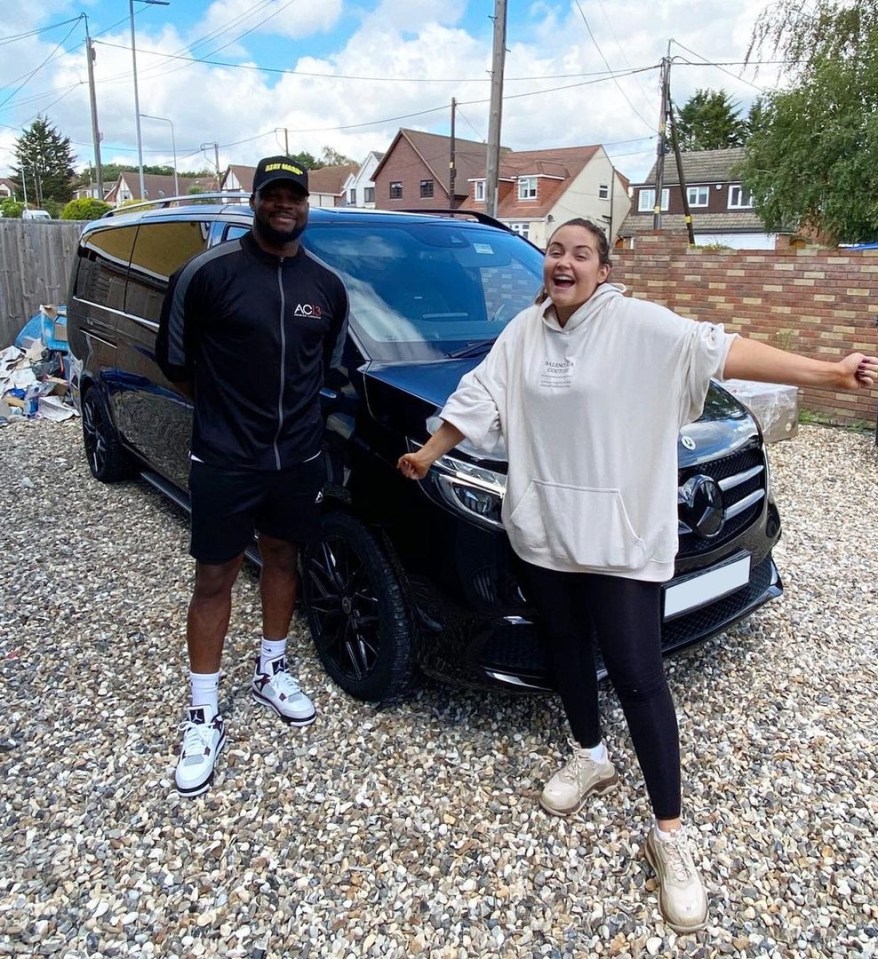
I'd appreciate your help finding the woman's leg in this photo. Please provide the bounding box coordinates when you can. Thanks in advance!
[585,575,681,822]
[523,561,601,747]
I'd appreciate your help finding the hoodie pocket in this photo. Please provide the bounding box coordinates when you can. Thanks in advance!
[508,481,647,570]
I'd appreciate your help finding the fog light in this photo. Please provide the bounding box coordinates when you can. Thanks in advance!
[453,485,498,516]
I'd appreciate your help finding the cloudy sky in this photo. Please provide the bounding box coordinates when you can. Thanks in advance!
[1,0,784,187]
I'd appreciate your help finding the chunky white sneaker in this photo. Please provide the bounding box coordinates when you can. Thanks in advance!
[539,741,618,817]
[644,826,708,934]
[175,706,226,797]
[252,655,316,726]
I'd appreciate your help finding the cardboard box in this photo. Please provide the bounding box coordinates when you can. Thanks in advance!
[722,379,799,443]
[39,304,68,350]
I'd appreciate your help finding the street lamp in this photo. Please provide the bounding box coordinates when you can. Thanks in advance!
[129,0,170,201]
[140,113,178,196]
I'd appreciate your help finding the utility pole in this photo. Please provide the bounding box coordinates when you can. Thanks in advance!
[667,91,696,246]
[485,0,507,218]
[202,142,221,190]
[449,98,457,208]
[85,18,104,199]
[653,52,671,230]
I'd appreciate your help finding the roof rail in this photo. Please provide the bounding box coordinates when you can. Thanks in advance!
[102,191,250,217]
[400,208,515,232]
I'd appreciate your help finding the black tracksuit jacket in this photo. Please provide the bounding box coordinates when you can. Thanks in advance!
[156,231,348,471]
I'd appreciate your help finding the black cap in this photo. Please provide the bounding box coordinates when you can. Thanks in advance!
[252,156,309,196]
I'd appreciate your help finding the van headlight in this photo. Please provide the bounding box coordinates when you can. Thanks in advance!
[410,443,507,530]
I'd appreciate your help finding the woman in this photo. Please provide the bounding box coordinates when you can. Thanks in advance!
[397,218,877,933]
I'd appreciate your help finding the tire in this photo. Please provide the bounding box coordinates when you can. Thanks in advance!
[302,511,417,703]
[81,386,135,483]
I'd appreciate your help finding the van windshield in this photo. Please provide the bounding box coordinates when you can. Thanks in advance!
[303,222,545,362]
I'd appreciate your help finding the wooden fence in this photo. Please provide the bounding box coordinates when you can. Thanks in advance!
[0,220,86,347]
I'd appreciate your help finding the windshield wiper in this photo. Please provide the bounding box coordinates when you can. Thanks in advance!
[446,339,495,359]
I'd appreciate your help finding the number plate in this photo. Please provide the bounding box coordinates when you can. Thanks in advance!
[664,554,751,619]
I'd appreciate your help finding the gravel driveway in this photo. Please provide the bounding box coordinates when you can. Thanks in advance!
[1,419,876,959]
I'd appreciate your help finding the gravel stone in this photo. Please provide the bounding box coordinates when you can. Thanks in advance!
[1,418,877,958]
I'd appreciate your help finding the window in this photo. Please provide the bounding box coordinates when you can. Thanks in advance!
[420,179,434,199]
[126,220,210,323]
[364,187,375,204]
[687,186,709,208]
[349,188,357,205]
[728,185,753,209]
[474,180,486,201]
[637,188,669,213]
[389,182,403,199]
[518,177,537,200]
[598,183,609,200]
[509,222,530,239]
[73,225,138,312]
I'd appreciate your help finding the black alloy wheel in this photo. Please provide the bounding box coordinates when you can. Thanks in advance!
[303,512,416,703]
[81,387,134,483]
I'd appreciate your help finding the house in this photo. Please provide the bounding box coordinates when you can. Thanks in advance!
[619,147,793,249]
[460,145,630,248]
[372,128,498,213]
[341,151,385,208]
[0,177,17,200]
[104,172,217,206]
[307,164,357,208]
[221,163,356,207]
[222,164,253,196]
[373,129,630,248]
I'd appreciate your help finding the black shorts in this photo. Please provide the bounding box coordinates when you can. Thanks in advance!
[188,455,325,564]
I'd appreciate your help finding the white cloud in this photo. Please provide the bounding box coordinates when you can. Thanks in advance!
[0,0,781,185]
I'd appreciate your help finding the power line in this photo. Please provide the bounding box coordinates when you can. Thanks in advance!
[572,0,655,130]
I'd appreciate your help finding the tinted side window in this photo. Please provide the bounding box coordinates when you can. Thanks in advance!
[74,225,138,311]
[126,220,210,324]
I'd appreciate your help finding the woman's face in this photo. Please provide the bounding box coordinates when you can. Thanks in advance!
[542,225,610,323]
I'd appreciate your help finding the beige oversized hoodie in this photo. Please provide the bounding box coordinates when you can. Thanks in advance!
[439,283,737,582]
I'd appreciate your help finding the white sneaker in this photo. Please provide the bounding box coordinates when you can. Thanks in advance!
[644,826,708,933]
[252,655,316,726]
[175,706,226,797]
[539,740,618,817]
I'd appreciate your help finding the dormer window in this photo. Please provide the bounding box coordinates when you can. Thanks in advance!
[518,177,537,200]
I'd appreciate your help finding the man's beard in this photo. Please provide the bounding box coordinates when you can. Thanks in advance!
[254,210,307,246]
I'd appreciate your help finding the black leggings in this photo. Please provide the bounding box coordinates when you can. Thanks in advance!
[523,562,681,820]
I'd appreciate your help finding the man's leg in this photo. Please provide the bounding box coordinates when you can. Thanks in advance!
[187,555,245,672]
[251,533,315,726]
[175,556,242,797]
[257,534,299,640]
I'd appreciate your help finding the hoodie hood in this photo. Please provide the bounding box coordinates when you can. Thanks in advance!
[540,282,627,333]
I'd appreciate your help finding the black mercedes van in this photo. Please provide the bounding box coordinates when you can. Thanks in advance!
[66,198,783,702]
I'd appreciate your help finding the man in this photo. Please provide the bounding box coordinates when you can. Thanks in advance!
[156,155,349,797]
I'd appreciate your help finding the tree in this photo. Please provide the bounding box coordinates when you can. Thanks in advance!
[320,145,357,167]
[673,90,747,150]
[12,116,76,206]
[741,1,878,243]
[61,197,112,221]
[289,151,320,170]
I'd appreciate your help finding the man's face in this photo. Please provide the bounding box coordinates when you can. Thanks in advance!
[250,182,309,246]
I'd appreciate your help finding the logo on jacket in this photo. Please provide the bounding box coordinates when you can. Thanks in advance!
[294,303,322,317]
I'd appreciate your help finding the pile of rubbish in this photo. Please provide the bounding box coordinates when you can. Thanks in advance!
[0,305,77,425]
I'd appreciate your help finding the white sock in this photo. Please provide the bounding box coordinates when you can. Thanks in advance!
[576,740,607,763]
[190,670,220,715]
[260,637,287,674]
[655,821,682,842]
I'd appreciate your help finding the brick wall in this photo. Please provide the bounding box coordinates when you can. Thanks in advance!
[612,232,878,427]
[373,138,450,211]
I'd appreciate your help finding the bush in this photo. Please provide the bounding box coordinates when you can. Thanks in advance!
[0,197,24,218]
[61,197,112,220]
